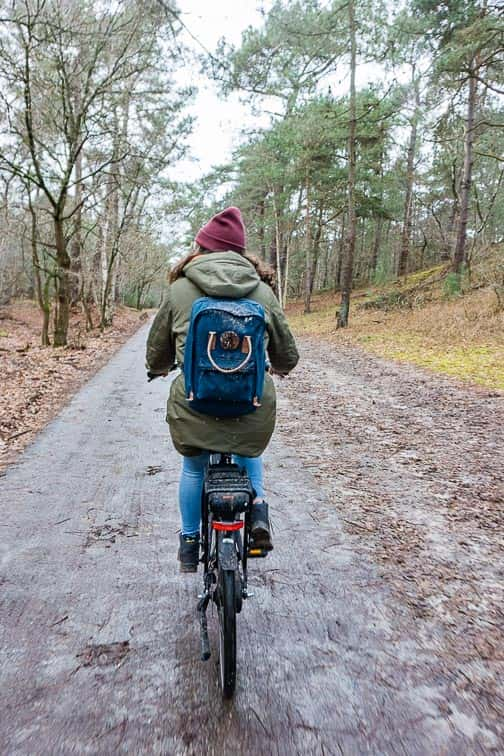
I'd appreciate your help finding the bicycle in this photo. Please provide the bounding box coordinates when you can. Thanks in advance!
[197,452,268,698]
[147,373,267,698]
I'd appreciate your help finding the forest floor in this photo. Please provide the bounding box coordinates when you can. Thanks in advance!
[0,300,147,472]
[287,263,504,391]
[1,326,503,753]
[278,340,504,749]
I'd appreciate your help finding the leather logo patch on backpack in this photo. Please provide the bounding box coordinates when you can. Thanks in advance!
[220,331,240,351]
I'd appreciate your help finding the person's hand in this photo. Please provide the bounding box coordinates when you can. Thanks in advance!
[269,368,287,378]
[147,371,168,382]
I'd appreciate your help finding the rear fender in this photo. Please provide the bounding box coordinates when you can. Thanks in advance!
[217,532,238,571]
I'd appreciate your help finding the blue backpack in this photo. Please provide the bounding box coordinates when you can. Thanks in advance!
[184,297,267,417]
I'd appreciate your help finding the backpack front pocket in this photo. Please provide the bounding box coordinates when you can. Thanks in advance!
[194,362,256,403]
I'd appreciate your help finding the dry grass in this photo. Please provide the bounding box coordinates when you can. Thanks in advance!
[287,274,504,391]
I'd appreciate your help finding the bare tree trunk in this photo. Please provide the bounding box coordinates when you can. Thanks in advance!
[82,294,94,331]
[27,191,51,345]
[337,0,357,328]
[310,206,323,295]
[70,148,83,305]
[397,70,420,278]
[304,172,312,313]
[101,190,119,328]
[334,214,345,292]
[100,192,111,320]
[419,229,428,269]
[269,238,276,272]
[281,189,302,305]
[453,68,477,274]
[283,240,290,306]
[268,185,283,279]
[322,234,333,290]
[272,188,283,306]
[100,107,121,328]
[53,215,71,347]
[70,65,83,307]
[371,216,383,278]
[275,236,283,307]
[258,197,266,259]
[443,202,459,261]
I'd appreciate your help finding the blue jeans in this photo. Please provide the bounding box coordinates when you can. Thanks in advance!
[179,453,264,536]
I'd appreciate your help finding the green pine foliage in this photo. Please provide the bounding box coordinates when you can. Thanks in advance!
[189,0,504,321]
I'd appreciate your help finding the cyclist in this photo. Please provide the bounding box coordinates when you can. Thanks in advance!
[146,207,299,572]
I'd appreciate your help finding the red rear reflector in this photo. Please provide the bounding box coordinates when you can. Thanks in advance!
[212,521,244,531]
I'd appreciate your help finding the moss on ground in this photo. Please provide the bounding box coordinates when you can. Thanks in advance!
[357,264,447,311]
[286,269,504,392]
[355,332,504,391]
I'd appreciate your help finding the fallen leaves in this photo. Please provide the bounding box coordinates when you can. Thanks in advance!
[277,337,504,715]
[76,640,130,669]
[0,300,146,471]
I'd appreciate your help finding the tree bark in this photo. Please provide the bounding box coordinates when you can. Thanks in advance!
[27,191,51,346]
[322,232,334,290]
[334,214,345,292]
[303,172,312,314]
[337,0,357,328]
[453,68,477,274]
[272,188,283,306]
[70,68,83,306]
[258,197,266,259]
[310,206,323,295]
[397,71,420,278]
[269,239,276,272]
[53,215,71,347]
[70,148,83,305]
[268,185,283,279]
[282,240,290,306]
[100,107,121,328]
[370,138,385,279]
[370,215,383,278]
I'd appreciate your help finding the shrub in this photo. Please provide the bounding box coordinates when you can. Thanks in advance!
[443,271,463,298]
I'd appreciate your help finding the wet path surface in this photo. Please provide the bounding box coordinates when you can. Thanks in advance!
[1,327,502,754]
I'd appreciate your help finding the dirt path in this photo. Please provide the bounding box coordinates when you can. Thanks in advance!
[0,329,502,754]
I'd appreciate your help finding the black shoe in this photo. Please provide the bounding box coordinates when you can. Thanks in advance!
[250,501,273,552]
[178,533,200,573]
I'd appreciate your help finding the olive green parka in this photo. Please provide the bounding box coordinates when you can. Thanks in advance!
[146,251,299,457]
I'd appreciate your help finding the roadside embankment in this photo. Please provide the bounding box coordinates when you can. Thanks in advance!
[287,260,504,391]
[0,301,148,471]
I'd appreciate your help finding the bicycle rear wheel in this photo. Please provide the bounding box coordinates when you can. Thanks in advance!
[217,568,236,698]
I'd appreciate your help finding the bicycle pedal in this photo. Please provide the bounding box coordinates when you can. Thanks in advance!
[247,547,268,558]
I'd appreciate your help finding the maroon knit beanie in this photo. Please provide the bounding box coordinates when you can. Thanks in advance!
[195,206,246,253]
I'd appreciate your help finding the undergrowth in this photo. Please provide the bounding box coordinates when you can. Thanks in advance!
[287,260,504,391]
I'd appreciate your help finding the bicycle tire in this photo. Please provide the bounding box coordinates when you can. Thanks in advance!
[218,568,237,698]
